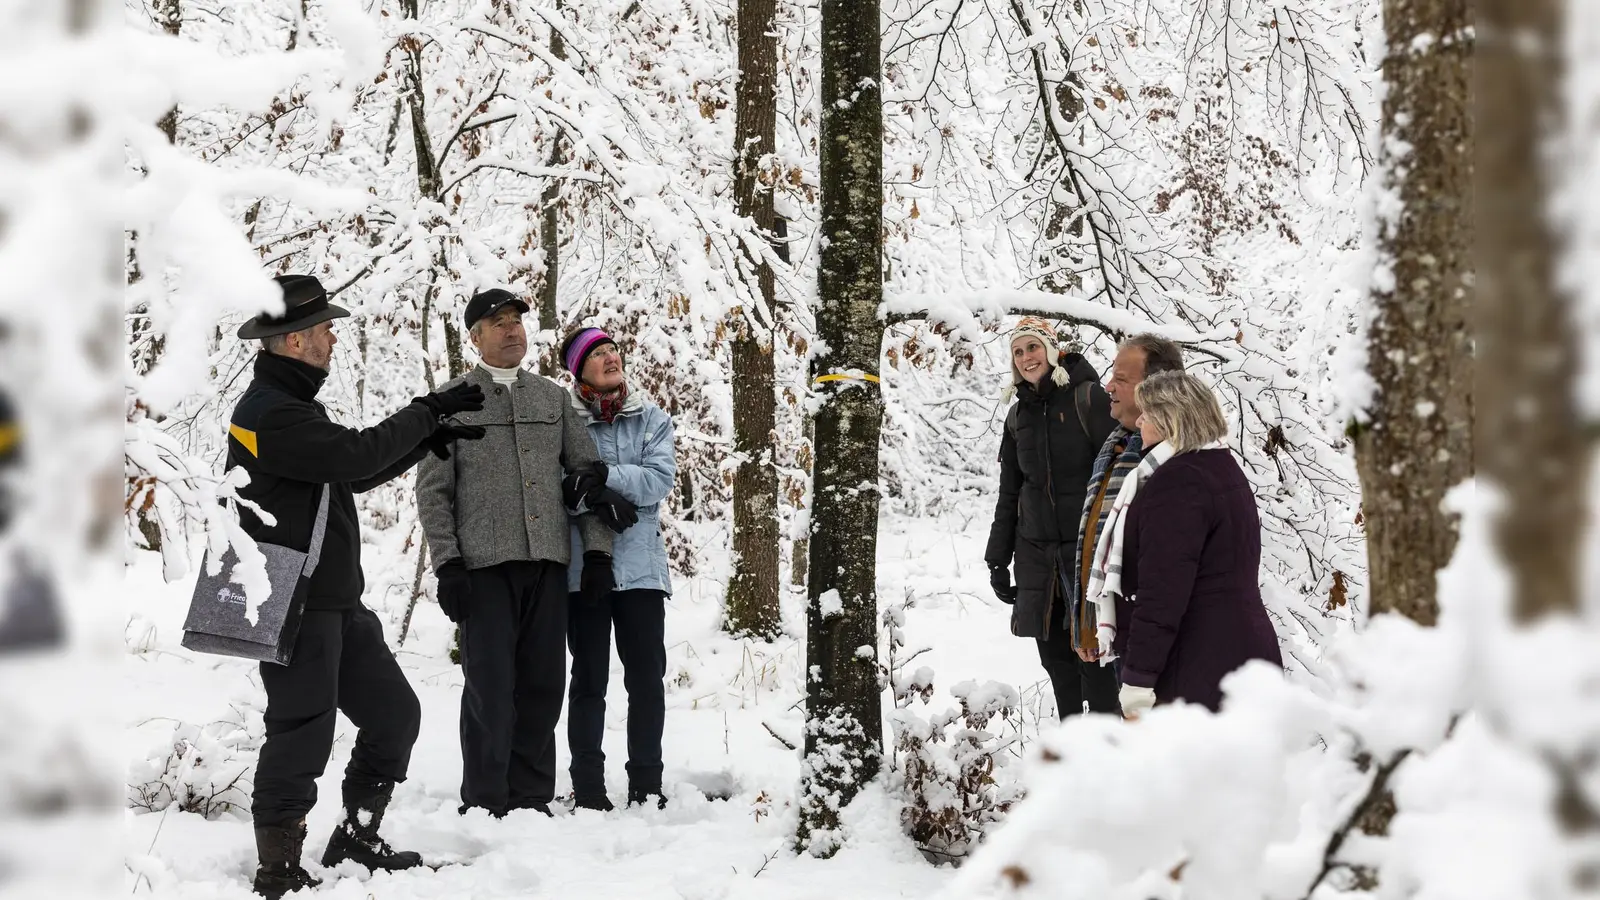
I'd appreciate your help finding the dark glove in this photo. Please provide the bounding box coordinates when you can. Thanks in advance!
[416,382,485,419]
[989,564,1015,605]
[562,461,610,510]
[579,551,614,605]
[592,487,639,533]
[436,559,472,623]
[426,423,487,460]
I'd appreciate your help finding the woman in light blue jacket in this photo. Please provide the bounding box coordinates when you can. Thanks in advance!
[560,326,677,812]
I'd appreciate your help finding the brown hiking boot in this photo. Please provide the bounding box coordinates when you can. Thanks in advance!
[252,818,321,899]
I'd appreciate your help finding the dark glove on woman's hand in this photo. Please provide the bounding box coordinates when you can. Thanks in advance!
[426,423,487,460]
[989,564,1016,605]
[415,382,485,418]
[579,551,614,605]
[593,488,639,533]
[562,461,610,510]
[436,559,472,623]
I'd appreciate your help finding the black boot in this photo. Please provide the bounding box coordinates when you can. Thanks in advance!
[321,783,424,872]
[252,819,321,899]
[627,787,667,810]
[573,792,615,812]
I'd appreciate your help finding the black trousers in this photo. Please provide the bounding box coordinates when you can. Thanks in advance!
[252,606,421,827]
[1036,594,1120,719]
[566,588,667,796]
[459,561,567,812]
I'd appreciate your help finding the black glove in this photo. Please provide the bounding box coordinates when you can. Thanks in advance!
[592,487,639,533]
[436,559,472,623]
[579,551,614,605]
[562,461,610,510]
[415,382,485,418]
[989,564,1015,605]
[426,423,487,460]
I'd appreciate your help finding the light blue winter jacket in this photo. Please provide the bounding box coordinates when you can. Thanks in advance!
[566,384,678,594]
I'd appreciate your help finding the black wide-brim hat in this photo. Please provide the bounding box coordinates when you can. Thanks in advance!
[236,274,351,339]
[464,288,531,331]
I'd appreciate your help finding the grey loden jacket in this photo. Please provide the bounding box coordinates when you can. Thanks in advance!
[417,365,612,570]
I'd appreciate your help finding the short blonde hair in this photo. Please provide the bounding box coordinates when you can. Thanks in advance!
[1134,371,1228,453]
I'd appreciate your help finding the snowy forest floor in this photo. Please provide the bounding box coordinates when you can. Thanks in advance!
[123,508,1053,899]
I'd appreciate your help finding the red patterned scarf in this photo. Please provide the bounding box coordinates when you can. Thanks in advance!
[577,380,629,424]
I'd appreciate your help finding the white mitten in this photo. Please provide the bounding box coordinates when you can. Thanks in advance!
[1119,684,1157,720]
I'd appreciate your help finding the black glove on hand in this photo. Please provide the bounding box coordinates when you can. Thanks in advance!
[426,423,487,460]
[989,564,1016,605]
[579,551,614,605]
[561,461,610,511]
[416,382,485,418]
[593,487,639,534]
[436,559,472,623]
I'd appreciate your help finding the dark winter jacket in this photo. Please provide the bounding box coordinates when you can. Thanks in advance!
[985,354,1118,638]
[1114,448,1283,711]
[227,352,439,610]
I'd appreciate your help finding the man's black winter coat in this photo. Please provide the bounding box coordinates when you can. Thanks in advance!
[226,352,439,610]
[985,354,1118,638]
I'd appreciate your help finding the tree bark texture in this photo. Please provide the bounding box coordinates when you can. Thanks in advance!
[1353,0,1473,627]
[725,0,782,640]
[1477,0,1585,622]
[537,6,566,378]
[797,0,885,856]
[155,0,180,142]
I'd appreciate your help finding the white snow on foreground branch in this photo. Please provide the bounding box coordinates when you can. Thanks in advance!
[881,289,1236,346]
[949,482,1600,900]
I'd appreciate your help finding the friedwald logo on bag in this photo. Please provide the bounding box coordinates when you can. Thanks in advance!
[217,585,248,607]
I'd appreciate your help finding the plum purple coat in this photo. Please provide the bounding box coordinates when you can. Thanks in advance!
[1113,447,1282,711]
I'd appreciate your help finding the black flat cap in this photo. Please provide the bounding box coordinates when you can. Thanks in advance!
[236,274,351,339]
[464,288,530,331]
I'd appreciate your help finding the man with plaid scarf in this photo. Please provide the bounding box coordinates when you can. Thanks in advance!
[1068,334,1186,660]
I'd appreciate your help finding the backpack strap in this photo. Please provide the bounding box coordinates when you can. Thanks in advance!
[1072,381,1093,441]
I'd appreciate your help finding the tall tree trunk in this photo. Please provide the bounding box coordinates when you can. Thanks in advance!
[1478,0,1584,622]
[797,0,884,856]
[1352,0,1473,626]
[537,2,566,378]
[725,0,782,639]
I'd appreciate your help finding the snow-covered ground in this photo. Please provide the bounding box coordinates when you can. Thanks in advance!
[124,509,1053,898]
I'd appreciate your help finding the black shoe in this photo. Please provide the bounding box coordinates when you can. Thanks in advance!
[321,783,424,872]
[573,792,615,812]
[627,788,667,810]
[253,819,322,899]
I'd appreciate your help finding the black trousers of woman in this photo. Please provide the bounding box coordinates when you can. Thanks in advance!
[566,588,668,798]
[1036,592,1121,719]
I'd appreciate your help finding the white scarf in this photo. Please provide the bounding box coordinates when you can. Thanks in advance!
[1086,440,1226,664]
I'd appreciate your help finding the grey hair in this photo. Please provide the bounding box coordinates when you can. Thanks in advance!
[1119,333,1185,377]
[260,333,290,355]
[1134,371,1227,454]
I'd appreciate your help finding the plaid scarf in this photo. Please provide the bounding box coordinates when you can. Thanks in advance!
[1086,440,1177,661]
[1069,427,1144,647]
[577,380,629,424]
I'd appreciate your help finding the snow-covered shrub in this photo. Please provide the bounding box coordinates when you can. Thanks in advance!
[882,597,1027,863]
[127,720,257,821]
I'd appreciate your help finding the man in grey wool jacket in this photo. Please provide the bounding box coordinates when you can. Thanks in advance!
[416,288,616,817]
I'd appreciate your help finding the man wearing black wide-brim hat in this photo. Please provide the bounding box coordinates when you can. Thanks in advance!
[230,274,488,898]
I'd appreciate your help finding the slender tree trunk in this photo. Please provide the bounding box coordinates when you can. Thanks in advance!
[537,2,566,378]
[1478,0,1583,622]
[725,0,782,639]
[797,0,885,856]
[1352,0,1473,627]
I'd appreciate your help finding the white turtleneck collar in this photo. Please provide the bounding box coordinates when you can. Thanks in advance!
[478,362,521,386]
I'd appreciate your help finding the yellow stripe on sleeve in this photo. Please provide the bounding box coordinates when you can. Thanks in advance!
[229,424,259,457]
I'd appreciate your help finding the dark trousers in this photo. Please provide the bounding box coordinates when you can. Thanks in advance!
[1036,595,1120,719]
[459,561,568,812]
[566,588,667,796]
[252,607,421,826]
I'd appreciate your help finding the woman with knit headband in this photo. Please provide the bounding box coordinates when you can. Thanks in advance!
[983,317,1124,721]
[558,326,678,811]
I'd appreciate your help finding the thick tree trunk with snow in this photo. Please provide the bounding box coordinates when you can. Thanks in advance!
[537,6,566,378]
[155,0,180,142]
[1353,0,1473,627]
[1477,0,1585,622]
[724,0,782,640]
[797,0,885,856]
